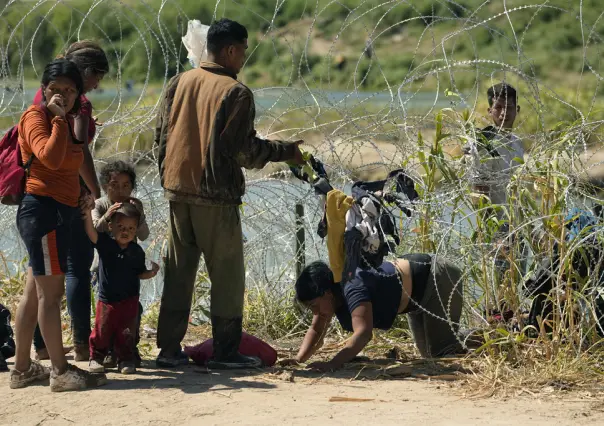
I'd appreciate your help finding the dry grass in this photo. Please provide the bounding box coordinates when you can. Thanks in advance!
[460,345,604,398]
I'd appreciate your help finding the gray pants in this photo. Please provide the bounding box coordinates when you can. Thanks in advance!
[408,257,464,358]
[157,202,245,354]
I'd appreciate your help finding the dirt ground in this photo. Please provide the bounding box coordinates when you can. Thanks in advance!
[1,351,602,426]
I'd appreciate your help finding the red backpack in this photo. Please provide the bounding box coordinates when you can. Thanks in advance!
[0,125,34,205]
[184,332,278,367]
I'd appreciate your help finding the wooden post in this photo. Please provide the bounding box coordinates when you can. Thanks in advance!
[295,202,305,278]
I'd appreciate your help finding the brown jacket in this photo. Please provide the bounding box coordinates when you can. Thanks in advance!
[155,62,296,205]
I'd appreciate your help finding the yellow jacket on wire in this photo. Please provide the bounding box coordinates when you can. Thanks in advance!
[326,189,354,283]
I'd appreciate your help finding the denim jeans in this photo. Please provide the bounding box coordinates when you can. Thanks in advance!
[34,214,94,349]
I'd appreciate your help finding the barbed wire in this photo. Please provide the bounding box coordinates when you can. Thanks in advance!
[0,0,603,345]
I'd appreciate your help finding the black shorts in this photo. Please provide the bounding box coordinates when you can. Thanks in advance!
[17,194,77,276]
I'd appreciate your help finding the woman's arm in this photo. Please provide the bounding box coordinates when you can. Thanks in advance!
[74,107,101,198]
[294,311,333,363]
[309,302,374,371]
[21,109,69,170]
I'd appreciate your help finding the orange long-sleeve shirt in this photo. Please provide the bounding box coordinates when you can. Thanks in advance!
[18,105,84,207]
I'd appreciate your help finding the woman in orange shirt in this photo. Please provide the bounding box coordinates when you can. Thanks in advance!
[9,59,106,392]
[32,41,109,363]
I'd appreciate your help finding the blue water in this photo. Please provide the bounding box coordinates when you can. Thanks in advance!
[4,85,456,114]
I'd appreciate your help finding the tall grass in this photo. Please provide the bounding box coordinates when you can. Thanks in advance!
[409,108,604,393]
[2,102,604,395]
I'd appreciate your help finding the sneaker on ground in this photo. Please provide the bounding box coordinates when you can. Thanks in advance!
[207,353,262,370]
[9,360,51,389]
[119,362,136,374]
[88,359,105,374]
[73,345,90,362]
[155,350,189,368]
[50,364,107,392]
[103,354,117,369]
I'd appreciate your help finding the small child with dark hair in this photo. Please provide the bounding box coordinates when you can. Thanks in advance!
[92,160,149,367]
[93,160,149,240]
[82,202,159,374]
[465,82,525,207]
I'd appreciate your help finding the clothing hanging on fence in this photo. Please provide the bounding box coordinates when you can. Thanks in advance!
[325,189,354,283]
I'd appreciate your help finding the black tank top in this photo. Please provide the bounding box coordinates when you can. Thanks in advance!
[334,254,433,331]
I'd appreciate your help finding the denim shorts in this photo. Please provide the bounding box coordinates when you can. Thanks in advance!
[17,194,77,276]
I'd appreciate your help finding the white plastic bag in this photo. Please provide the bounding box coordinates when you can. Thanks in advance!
[182,20,210,68]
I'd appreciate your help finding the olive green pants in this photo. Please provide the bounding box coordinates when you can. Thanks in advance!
[408,257,464,358]
[157,202,245,354]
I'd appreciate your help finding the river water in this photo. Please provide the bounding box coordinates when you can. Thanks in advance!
[0,84,469,308]
[6,85,457,114]
[0,175,478,309]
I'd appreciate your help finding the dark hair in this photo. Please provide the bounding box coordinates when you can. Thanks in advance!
[112,202,140,225]
[487,83,517,107]
[207,18,248,56]
[41,59,84,114]
[295,261,335,302]
[99,160,137,190]
[62,40,109,78]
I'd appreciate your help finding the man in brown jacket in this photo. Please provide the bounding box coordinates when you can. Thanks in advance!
[154,18,304,368]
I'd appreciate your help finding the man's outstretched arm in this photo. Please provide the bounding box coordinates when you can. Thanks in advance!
[220,86,304,169]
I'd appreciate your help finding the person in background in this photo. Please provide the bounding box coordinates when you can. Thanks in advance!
[155,18,304,368]
[10,59,106,391]
[465,83,527,316]
[32,41,110,362]
[464,82,524,210]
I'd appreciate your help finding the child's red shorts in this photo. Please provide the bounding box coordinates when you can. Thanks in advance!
[89,296,139,362]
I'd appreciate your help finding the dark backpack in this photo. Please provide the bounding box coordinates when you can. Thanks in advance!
[0,303,15,360]
[0,125,34,205]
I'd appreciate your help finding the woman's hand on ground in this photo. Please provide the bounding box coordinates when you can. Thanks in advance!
[276,358,300,367]
[307,361,337,372]
[47,94,66,117]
